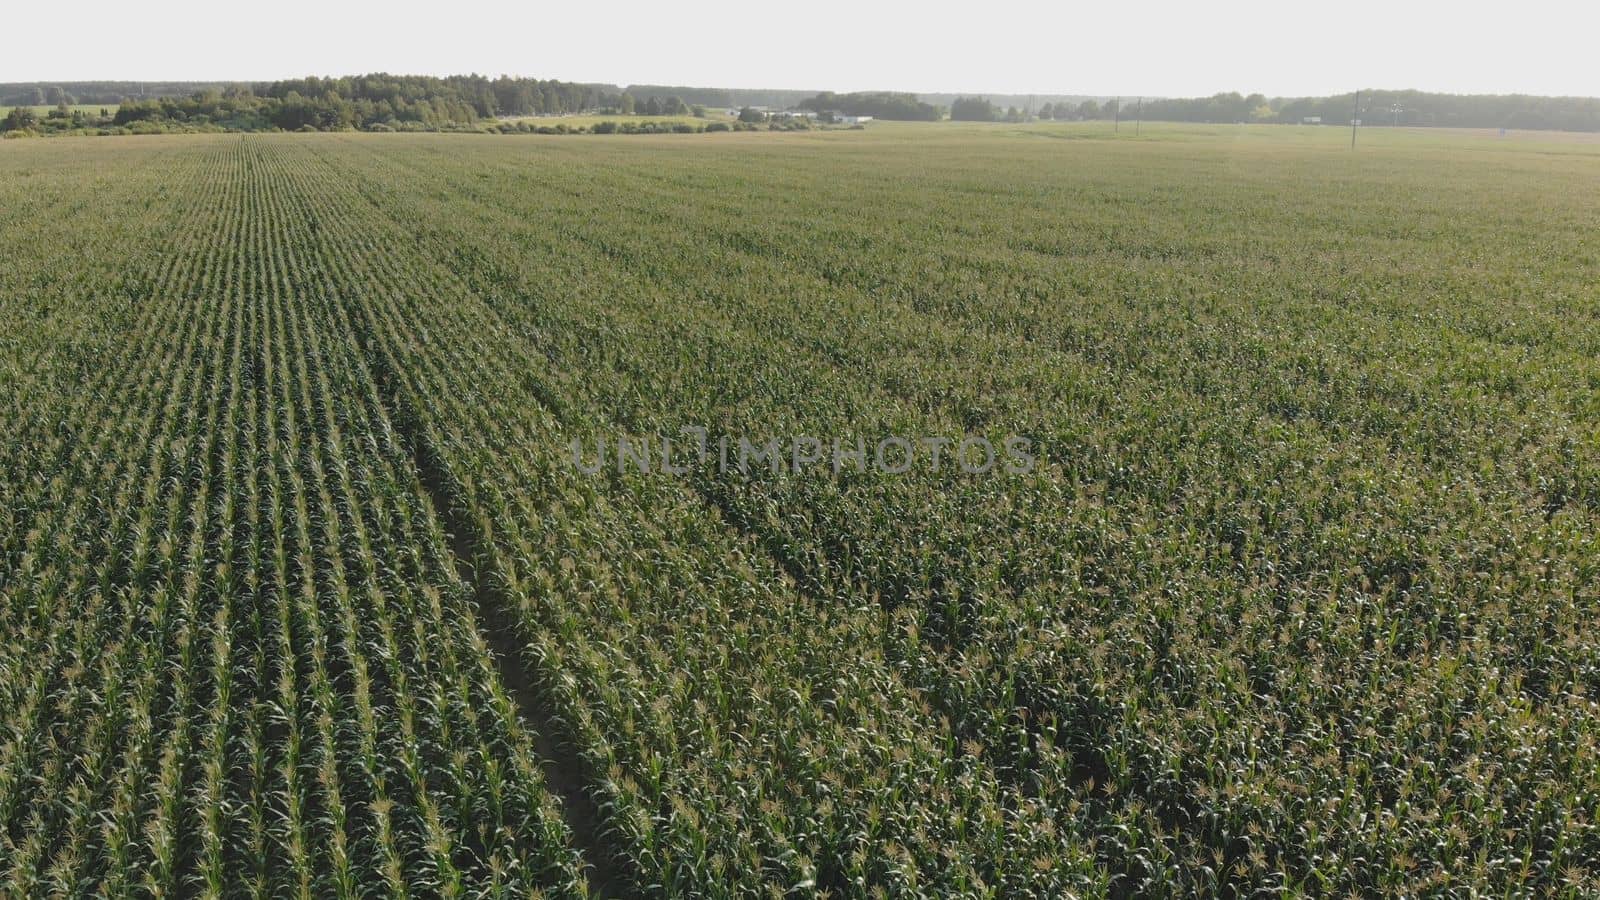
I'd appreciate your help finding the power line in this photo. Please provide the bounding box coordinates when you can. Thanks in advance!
[1350,89,1360,150]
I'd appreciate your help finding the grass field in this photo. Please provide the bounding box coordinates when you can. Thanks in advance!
[2,125,1599,896]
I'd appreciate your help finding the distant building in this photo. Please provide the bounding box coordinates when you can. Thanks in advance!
[1301,116,1322,125]
[835,115,873,125]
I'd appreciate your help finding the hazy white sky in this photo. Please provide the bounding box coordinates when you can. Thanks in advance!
[7,0,1598,98]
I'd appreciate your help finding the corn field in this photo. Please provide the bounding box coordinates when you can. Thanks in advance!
[2,126,1599,897]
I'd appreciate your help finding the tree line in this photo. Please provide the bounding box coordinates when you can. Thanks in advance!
[10,77,1600,134]
[952,96,1125,122]
[797,92,941,121]
[1106,90,1600,130]
[6,75,679,135]
[1274,90,1600,131]
[621,85,816,110]
[207,74,630,129]
[0,81,238,106]
[953,90,1600,131]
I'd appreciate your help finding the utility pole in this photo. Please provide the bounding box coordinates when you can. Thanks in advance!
[1135,97,1142,136]
[1114,96,1120,133]
[1350,89,1360,149]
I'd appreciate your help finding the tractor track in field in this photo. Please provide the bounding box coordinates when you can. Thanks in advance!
[355,284,639,900]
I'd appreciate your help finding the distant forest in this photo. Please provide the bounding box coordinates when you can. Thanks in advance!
[1,81,240,105]
[1,75,723,135]
[5,78,1600,135]
[619,85,816,110]
[979,90,1600,131]
[1129,90,1600,131]
[797,92,940,121]
[34,75,633,133]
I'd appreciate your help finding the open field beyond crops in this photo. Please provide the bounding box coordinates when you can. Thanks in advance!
[2,123,1599,897]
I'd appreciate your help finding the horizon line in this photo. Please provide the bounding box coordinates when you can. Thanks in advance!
[5,75,1600,104]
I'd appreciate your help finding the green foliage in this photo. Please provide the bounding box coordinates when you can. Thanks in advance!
[10,80,1600,133]
[29,76,749,138]
[97,74,638,133]
[0,137,592,895]
[0,106,38,132]
[951,95,998,121]
[800,91,940,121]
[620,83,816,110]
[1096,89,1600,130]
[3,126,1600,897]
[1134,91,1263,123]
[0,81,241,105]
